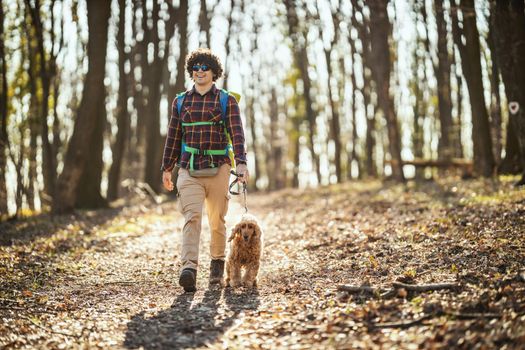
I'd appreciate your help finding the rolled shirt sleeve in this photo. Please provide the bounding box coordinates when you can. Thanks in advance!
[161,97,183,172]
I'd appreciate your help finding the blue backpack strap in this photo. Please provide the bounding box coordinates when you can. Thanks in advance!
[176,92,186,117]
[219,89,229,121]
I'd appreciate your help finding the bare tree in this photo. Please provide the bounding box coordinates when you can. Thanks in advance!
[411,37,425,179]
[347,5,360,180]
[491,0,525,185]
[143,1,180,193]
[171,0,189,96]
[367,0,405,181]
[0,0,7,216]
[199,0,212,48]
[283,0,321,184]
[318,0,343,183]
[267,88,285,190]
[108,0,130,201]
[486,15,502,166]
[223,0,236,90]
[53,0,111,214]
[433,0,455,161]
[450,11,464,159]
[24,11,38,210]
[352,0,377,178]
[24,0,59,200]
[452,0,494,177]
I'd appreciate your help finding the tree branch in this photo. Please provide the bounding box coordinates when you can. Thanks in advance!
[337,285,381,293]
[392,281,460,292]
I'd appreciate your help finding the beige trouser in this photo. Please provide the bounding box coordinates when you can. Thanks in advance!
[176,163,231,271]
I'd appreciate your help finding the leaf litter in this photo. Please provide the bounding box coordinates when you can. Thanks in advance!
[0,177,524,349]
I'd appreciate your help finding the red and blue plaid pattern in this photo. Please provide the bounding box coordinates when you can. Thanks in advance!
[161,85,247,172]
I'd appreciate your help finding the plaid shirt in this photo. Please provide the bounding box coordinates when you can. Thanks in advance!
[161,84,247,172]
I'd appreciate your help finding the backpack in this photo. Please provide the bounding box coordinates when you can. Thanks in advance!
[176,89,240,171]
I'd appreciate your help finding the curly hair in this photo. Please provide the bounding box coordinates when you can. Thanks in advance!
[185,48,224,82]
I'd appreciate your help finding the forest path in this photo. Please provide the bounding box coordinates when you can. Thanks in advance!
[1,178,525,349]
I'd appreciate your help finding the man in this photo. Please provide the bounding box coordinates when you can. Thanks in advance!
[161,48,249,292]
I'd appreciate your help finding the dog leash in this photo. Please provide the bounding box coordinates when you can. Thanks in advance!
[229,170,248,213]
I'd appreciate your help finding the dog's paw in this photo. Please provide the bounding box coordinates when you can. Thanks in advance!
[242,279,257,288]
[230,279,242,288]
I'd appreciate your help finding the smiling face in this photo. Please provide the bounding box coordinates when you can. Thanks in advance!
[192,63,213,88]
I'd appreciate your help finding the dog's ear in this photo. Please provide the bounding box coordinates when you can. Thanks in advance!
[254,223,262,239]
[228,224,240,242]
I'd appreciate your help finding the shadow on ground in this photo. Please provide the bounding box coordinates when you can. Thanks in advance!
[0,207,124,246]
[124,286,260,349]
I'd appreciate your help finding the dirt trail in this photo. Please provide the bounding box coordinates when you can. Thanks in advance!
[1,179,525,349]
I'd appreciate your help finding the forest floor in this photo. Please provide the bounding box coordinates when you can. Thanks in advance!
[0,176,524,349]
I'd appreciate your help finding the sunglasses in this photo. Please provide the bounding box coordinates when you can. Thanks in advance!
[192,64,210,72]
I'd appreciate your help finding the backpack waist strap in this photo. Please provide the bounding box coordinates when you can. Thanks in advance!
[182,143,230,171]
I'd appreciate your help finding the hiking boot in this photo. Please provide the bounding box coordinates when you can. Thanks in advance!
[179,268,197,292]
[209,259,225,284]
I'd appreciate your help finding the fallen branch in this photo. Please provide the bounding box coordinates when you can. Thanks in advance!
[371,314,434,329]
[447,312,502,319]
[0,297,19,303]
[337,281,460,296]
[392,282,460,292]
[0,305,58,315]
[337,285,380,293]
[380,289,398,298]
[371,311,503,330]
[20,315,80,338]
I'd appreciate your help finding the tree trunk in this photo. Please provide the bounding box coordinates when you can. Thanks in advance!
[411,2,427,179]
[268,88,284,190]
[246,92,259,190]
[323,41,342,182]
[199,0,211,48]
[162,0,189,197]
[51,5,63,198]
[135,0,152,153]
[144,1,179,194]
[172,0,189,95]
[126,1,144,178]
[53,0,111,214]
[451,25,464,158]
[499,116,522,175]
[24,8,38,210]
[364,80,377,178]
[326,70,342,182]
[453,0,495,177]
[108,0,130,201]
[367,0,405,182]
[244,16,260,191]
[25,0,57,200]
[352,0,377,178]
[491,0,525,184]
[487,20,502,166]
[14,133,24,217]
[0,0,8,216]
[412,42,425,180]
[283,0,320,184]
[291,96,301,188]
[434,0,454,161]
[348,30,360,180]
[223,0,236,90]
[76,98,107,209]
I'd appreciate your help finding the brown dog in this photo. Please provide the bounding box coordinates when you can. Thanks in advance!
[224,214,263,288]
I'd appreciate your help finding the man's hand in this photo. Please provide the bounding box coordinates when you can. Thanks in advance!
[236,163,249,184]
[162,171,174,191]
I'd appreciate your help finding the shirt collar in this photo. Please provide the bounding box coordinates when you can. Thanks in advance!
[188,84,219,97]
